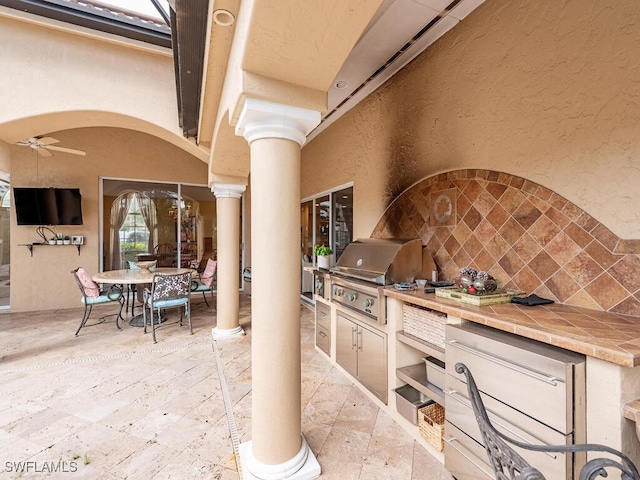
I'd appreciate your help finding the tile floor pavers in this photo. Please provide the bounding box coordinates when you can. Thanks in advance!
[0,295,451,479]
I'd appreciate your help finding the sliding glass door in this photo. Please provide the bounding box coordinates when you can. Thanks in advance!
[300,184,353,300]
[102,179,223,273]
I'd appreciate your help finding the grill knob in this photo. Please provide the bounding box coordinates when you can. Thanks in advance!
[349,293,358,301]
[364,298,374,308]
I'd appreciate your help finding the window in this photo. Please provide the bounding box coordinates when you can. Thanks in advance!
[301,184,353,263]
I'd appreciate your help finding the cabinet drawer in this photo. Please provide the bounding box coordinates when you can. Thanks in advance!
[316,301,331,329]
[444,421,494,480]
[445,374,570,480]
[445,324,583,434]
[316,324,330,355]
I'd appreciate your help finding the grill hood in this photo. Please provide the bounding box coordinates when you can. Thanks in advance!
[332,238,423,285]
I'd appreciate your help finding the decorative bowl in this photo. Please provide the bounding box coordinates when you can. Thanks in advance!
[415,279,427,288]
[135,260,157,272]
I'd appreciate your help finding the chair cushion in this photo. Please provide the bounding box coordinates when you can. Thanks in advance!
[148,298,189,309]
[202,259,217,288]
[77,267,100,298]
[82,293,117,305]
[191,281,211,292]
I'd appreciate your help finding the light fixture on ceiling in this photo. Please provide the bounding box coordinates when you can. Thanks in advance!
[213,9,235,27]
[335,80,349,89]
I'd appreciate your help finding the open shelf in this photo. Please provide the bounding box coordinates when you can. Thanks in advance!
[20,243,82,256]
[396,363,445,406]
[397,330,445,362]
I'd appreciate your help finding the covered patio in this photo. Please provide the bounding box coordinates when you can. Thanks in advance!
[0,296,447,479]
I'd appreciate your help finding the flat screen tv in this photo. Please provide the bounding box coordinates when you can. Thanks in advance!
[13,187,83,226]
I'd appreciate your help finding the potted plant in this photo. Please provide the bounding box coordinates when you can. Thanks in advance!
[63,235,71,245]
[49,236,56,245]
[56,234,64,245]
[314,244,333,270]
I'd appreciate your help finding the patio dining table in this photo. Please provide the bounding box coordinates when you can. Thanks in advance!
[93,267,193,326]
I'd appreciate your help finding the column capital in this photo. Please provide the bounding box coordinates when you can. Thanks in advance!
[235,98,321,146]
[212,183,246,199]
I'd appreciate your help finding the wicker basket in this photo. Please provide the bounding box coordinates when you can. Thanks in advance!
[418,403,445,451]
[402,304,446,348]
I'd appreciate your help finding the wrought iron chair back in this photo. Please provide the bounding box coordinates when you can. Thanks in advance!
[153,243,175,267]
[71,267,124,336]
[143,271,192,343]
[455,362,640,480]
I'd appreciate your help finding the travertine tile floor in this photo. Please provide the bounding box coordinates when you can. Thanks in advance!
[0,295,452,479]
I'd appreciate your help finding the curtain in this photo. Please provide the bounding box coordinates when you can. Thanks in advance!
[137,193,157,254]
[109,193,133,270]
[110,192,157,270]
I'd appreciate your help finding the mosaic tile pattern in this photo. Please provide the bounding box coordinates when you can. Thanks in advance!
[372,169,640,316]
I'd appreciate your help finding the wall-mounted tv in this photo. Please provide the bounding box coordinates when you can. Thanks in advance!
[13,187,83,226]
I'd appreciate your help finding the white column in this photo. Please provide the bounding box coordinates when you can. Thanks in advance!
[236,98,321,480]
[211,183,246,340]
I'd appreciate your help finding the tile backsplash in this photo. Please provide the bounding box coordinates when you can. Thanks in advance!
[371,169,640,316]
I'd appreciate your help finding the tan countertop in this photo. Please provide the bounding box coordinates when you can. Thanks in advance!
[384,288,640,368]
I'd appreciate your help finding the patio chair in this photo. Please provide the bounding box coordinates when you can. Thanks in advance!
[190,258,216,308]
[142,271,192,343]
[454,362,640,480]
[71,267,125,336]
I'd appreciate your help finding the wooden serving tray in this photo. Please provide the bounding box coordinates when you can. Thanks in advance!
[435,286,525,306]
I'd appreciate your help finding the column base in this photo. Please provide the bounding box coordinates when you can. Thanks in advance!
[211,325,245,340]
[239,435,320,480]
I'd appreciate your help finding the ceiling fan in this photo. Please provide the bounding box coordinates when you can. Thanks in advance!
[16,137,86,157]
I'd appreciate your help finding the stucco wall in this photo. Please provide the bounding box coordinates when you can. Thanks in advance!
[10,127,207,312]
[301,0,640,241]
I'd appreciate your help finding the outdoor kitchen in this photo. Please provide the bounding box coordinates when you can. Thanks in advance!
[312,168,640,480]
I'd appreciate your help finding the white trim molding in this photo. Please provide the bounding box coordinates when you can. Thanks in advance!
[235,98,321,146]
[212,183,246,199]
[239,435,320,480]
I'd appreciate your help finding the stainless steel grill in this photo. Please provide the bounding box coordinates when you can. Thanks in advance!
[330,238,423,324]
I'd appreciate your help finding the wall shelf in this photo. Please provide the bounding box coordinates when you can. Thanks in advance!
[397,330,445,362]
[20,243,82,256]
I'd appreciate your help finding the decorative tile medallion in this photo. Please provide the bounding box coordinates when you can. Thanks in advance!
[430,189,456,226]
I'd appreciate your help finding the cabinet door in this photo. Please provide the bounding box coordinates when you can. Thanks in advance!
[357,324,388,404]
[336,313,358,378]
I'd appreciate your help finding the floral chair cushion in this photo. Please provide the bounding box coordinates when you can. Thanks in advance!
[77,267,100,298]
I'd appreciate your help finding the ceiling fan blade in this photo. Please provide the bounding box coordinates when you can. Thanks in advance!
[37,137,59,146]
[16,138,36,146]
[38,147,53,157]
[45,145,86,156]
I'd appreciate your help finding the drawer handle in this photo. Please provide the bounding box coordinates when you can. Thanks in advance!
[318,331,327,338]
[444,435,495,478]
[445,390,557,460]
[446,339,561,386]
